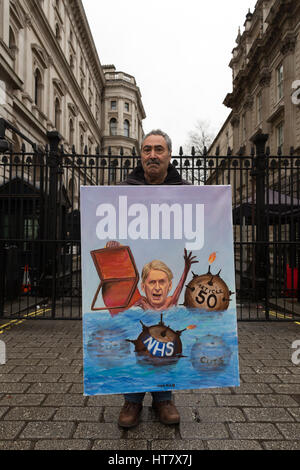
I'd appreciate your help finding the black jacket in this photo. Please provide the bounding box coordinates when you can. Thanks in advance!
[120,163,191,185]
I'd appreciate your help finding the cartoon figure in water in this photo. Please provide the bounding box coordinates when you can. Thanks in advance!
[106,241,198,311]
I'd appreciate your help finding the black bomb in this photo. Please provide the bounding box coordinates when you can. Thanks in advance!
[184,266,234,311]
[126,314,185,365]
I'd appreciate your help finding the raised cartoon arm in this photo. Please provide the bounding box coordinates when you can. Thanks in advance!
[170,249,198,306]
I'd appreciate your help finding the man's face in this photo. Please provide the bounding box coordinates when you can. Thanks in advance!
[142,269,172,309]
[141,135,171,183]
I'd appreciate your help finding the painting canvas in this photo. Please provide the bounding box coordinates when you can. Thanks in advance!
[81,185,240,396]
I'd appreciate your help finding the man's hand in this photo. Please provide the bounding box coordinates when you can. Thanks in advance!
[105,241,121,248]
[184,249,198,270]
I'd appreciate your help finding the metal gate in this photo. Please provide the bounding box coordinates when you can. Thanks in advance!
[1,120,299,321]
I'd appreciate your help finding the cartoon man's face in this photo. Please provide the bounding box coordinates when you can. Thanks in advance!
[141,269,172,309]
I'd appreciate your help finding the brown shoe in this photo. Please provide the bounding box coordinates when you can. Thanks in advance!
[152,400,180,425]
[118,401,142,428]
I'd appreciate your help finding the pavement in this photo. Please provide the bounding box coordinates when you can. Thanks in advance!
[0,316,299,451]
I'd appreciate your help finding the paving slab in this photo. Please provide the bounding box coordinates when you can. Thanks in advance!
[20,421,75,439]
[194,406,245,423]
[73,422,122,439]
[3,407,57,421]
[0,440,32,450]
[34,439,91,450]
[180,422,229,439]
[0,318,299,451]
[150,439,205,450]
[206,439,262,450]
[228,423,284,440]
[262,441,300,450]
[92,439,148,450]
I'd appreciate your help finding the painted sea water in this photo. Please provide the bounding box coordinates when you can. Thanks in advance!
[83,306,240,396]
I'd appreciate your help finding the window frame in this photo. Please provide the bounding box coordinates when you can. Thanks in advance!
[276,121,284,152]
[110,118,117,136]
[257,91,262,124]
[277,64,284,101]
[124,119,130,137]
[69,118,74,147]
[34,68,43,108]
[54,97,61,131]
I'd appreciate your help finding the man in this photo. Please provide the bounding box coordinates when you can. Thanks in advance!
[118,129,191,429]
[120,128,190,186]
[136,251,197,311]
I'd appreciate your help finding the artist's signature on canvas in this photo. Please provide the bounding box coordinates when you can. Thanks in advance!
[157,383,175,388]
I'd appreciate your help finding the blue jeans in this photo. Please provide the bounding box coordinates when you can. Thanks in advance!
[124,391,172,404]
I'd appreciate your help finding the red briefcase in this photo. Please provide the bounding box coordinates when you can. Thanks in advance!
[90,246,141,315]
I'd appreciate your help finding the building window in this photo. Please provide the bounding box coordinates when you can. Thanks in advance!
[123,167,129,179]
[80,134,84,153]
[2,214,10,239]
[124,119,130,137]
[242,113,246,141]
[277,64,284,100]
[277,122,284,152]
[55,23,61,41]
[24,218,39,240]
[257,91,262,124]
[68,178,74,198]
[12,132,21,153]
[9,27,17,69]
[111,100,117,110]
[24,218,39,251]
[124,102,129,112]
[34,68,42,108]
[110,118,117,136]
[54,98,61,131]
[70,53,74,70]
[69,119,74,146]
[109,165,117,184]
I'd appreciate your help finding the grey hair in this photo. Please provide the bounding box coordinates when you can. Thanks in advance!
[141,129,172,153]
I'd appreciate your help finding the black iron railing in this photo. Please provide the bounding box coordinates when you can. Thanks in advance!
[0,119,300,320]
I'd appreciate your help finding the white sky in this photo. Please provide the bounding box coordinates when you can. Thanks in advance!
[82,0,258,154]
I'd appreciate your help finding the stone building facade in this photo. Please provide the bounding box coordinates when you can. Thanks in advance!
[0,0,146,291]
[206,113,233,186]
[0,0,145,154]
[210,0,300,157]
[207,112,233,157]
[207,0,300,287]
[102,65,146,156]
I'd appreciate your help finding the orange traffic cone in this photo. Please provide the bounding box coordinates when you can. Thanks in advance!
[22,265,31,294]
